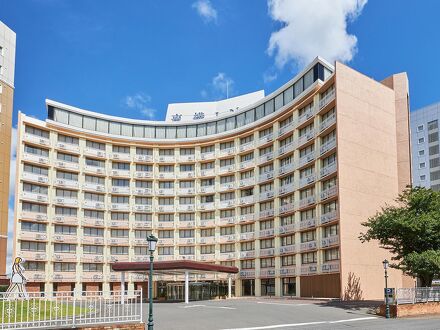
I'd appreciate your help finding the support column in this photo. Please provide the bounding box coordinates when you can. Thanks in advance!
[120,272,125,305]
[185,271,189,304]
[228,277,232,298]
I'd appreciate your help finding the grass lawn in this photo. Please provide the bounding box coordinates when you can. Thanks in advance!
[0,300,85,323]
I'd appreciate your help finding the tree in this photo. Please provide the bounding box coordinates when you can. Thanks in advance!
[359,186,440,286]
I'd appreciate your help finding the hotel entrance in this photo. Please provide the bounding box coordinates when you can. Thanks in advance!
[160,281,232,301]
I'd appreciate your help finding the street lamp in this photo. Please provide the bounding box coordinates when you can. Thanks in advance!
[147,234,158,330]
[382,259,390,319]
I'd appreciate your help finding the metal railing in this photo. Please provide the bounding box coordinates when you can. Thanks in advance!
[0,290,142,329]
[396,287,440,304]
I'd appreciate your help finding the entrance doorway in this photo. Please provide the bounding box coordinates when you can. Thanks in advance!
[261,279,275,296]
[242,279,255,296]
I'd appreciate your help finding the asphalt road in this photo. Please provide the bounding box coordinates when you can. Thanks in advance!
[143,298,440,330]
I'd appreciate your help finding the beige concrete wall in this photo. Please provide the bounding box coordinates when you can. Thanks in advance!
[335,62,408,300]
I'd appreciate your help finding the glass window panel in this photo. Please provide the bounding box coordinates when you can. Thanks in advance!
[226,117,236,131]
[133,125,144,138]
[217,120,226,133]
[275,94,284,110]
[294,78,303,97]
[69,113,83,128]
[304,69,314,89]
[207,122,216,135]
[255,105,264,120]
[264,99,274,115]
[156,127,165,139]
[83,117,96,131]
[166,126,176,139]
[187,125,197,138]
[121,123,132,137]
[245,109,255,124]
[197,124,206,136]
[284,86,294,104]
[177,126,186,138]
[54,109,69,124]
[109,122,121,135]
[236,113,245,127]
[96,119,108,133]
[145,126,155,138]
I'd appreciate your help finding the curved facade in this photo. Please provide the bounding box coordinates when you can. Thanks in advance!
[13,58,412,299]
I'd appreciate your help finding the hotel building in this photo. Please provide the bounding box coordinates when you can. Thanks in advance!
[410,102,440,190]
[0,21,16,274]
[13,57,413,299]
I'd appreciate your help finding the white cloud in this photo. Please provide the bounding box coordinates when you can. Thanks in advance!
[192,0,218,23]
[267,0,367,69]
[124,93,156,119]
[263,70,278,84]
[201,72,235,100]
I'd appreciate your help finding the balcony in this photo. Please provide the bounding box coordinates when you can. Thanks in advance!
[259,268,276,278]
[156,188,175,196]
[321,235,339,248]
[239,178,255,188]
[279,245,296,255]
[157,221,175,229]
[259,248,275,257]
[320,210,339,225]
[158,172,175,180]
[199,219,216,227]
[84,165,106,175]
[218,165,235,175]
[133,187,153,196]
[218,147,236,158]
[259,209,275,219]
[56,142,80,154]
[320,138,336,155]
[279,184,294,196]
[300,264,317,275]
[299,152,316,168]
[278,163,295,176]
[200,254,216,262]
[178,188,195,195]
[320,162,337,178]
[199,236,216,244]
[299,196,316,209]
[110,203,130,211]
[19,251,47,261]
[239,270,256,278]
[319,88,335,110]
[178,204,195,212]
[24,133,50,147]
[83,182,106,193]
[200,151,215,161]
[108,237,129,246]
[22,172,49,184]
[278,223,295,235]
[81,254,104,263]
[55,160,79,172]
[109,255,130,263]
[321,185,338,201]
[134,171,153,179]
[258,171,274,183]
[134,154,154,162]
[110,152,131,161]
[278,121,296,138]
[298,108,315,126]
[279,203,295,214]
[219,252,236,261]
[53,253,77,262]
[82,236,105,245]
[53,234,78,244]
[219,182,235,191]
[133,204,153,212]
[158,238,175,245]
[239,251,255,259]
[26,271,46,282]
[219,216,236,226]
[81,273,104,282]
[239,213,255,223]
[18,232,47,241]
[259,228,274,238]
[179,154,195,162]
[199,169,216,178]
[198,202,215,211]
[219,200,236,209]
[239,142,254,153]
[319,112,336,132]
[299,218,316,230]
[134,221,152,229]
[109,220,130,228]
[157,255,175,261]
[22,153,49,165]
[258,152,274,165]
[82,200,105,210]
[157,155,175,163]
[297,131,316,148]
[111,169,130,178]
[258,133,274,146]
[278,142,295,157]
[218,234,237,243]
[54,197,78,207]
[300,241,317,252]
[178,221,195,229]
[239,232,255,241]
[279,266,296,277]
[259,190,274,201]
[134,238,148,246]
[177,171,195,179]
[84,148,106,158]
[21,192,48,203]
[133,255,149,262]
[239,195,254,205]
[239,160,255,170]
[53,272,77,282]
[82,217,105,227]
[321,260,340,273]
[53,215,78,226]
[54,178,79,189]
[299,174,316,189]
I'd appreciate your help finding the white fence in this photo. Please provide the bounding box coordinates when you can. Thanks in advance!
[0,290,142,329]
[396,287,440,304]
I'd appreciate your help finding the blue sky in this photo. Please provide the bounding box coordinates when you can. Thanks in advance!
[1,0,440,266]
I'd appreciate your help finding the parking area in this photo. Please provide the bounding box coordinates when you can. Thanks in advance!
[145,298,440,330]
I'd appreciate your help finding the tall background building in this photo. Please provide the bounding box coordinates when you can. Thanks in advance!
[410,102,440,190]
[0,21,16,275]
[13,57,413,299]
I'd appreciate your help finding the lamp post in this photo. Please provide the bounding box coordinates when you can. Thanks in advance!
[383,259,390,319]
[147,234,158,330]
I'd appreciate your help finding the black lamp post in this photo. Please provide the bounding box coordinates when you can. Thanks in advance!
[383,259,390,319]
[147,234,158,330]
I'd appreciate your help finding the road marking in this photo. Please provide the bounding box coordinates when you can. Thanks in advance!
[181,304,206,308]
[180,304,236,310]
[219,316,378,330]
[256,302,311,306]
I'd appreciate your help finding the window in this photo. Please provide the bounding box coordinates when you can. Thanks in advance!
[417,125,424,132]
[24,145,49,157]
[55,225,77,235]
[54,243,76,253]
[158,247,173,255]
[84,210,104,219]
[179,246,194,255]
[86,140,105,150]
[419,162,426,169]
[158,230,174,238]
[135,213,152,222]
[201,245,215,254]
[324,248,340,261]
[58,134,79,145]
[260,257,275,268]
[57,152,79,163]
[428,120,438,130]
[23,183,48,195]
[418,137,425,144]
[56,171,78,181]
[112,145,130,154]
[83,263,103,272]
[260,238,274,249]
[241,259,255,269]
[25,126,50,139]
[54,263,76,272]
[23,261,45,271]
[56,189,77,198]
[111,246,129,255]
[111,229,129,237]
[22,202,47,214]
[281,234,295,246]
[55,207,77,216]
[84,227,104,237]
[418,150,425,156]
[21,241,46,252]
[420,175,426,181]
[301,252,317,264]
[23,164,48,176]
[112,162,130,170]
[21,222,46,233]
[281,255,296,266]
[83,245,104,254]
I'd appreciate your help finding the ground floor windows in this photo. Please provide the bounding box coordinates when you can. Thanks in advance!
[242,279,255,296]
[282,277,296,296]
[261,278,275,296]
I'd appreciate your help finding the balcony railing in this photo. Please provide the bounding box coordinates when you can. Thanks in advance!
[134,221,152,229]
[319,88,335,110]
[321,260,340,273]
[219,252,236,261]
[84,165,105,175]
[198,185,215,194]
[278,121,296,137]
[178,221,195,229]
[157,221,175,229]
[299,218,316,230]
[299,152,316,167]
[54,197,78,207]
[82,236,105,245]
[239,232,255,241]
[178,204,195,212]
[111,169,130,178]
[200,254,216,262]
[22,153,49,165]
[239,213,255,223]
[199,236,216,245]
[279,203,295,214]
[259,228,274,238]
[259,248,275,257]
[110,152,130,161]
[218,234,237,243]
[81,254,104,263]
[198,202,215,211]
[83,182,106,193]
[55,160,79,171]
[239,160,255,170]
[258,133,274,146]
[278,223,295,234]
[53,215,78,226]
[134,154,154,162]
[219,182,236,191]
[133,204,153,212]
[21,192,48,203]
[157,238,174,245]
[258,171,274,183]
[81,273,104,282]
[54,178,79,189]
[279,245,296,254]
[320,138,336,155]
[82,217,105,227]
[111,203,130,211]
[108,237,129,246]
[26,271,46,281]
[219,200,236,209]
[22,172,49,184]
[53,253,77,262]
[178,188,195,195]
[133,255,150,262]
[157,205,175,212]
[279,266,296,277]
[239,178,256,188]
[218,147,236,157]
[53,272,77,282]
[299,174,316,188]
[157,155,175,163]
[259,209,275,219]
[321,185,338,200]
[299,195,316,208]
[218,165,235,174]
[157,255,174,261]
[53,234,78,244]
[321,235,339,248]
[320,162,337,178]
[259,268,276,278]
[19,251,47,261]
[23,133,50,147]
[258,152,274,164]
[84,148,106,158]
[278,142,295,156]
[299,241,317,252]
[259,190,275,201]
[179,154,196,162]
[177,171,195,179]
[320,210,339,225]
[18,232,47,241]
[239,270,256,278]
[300,264,317,275]
[199,219,216,227]
[134,171,153,179]
[56,142,80,153]
[319,112,336,132]
[157,172,175,179]
[133,187,153,196]
[109,220,130,228]
[239,142,255,153]
[239,251,255,259]
[279,184,294,196]
[200,151,215,161]
[156,188,175,196]
[298,108,315,126]
[239,196,254,205]
[297,130,315,148]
